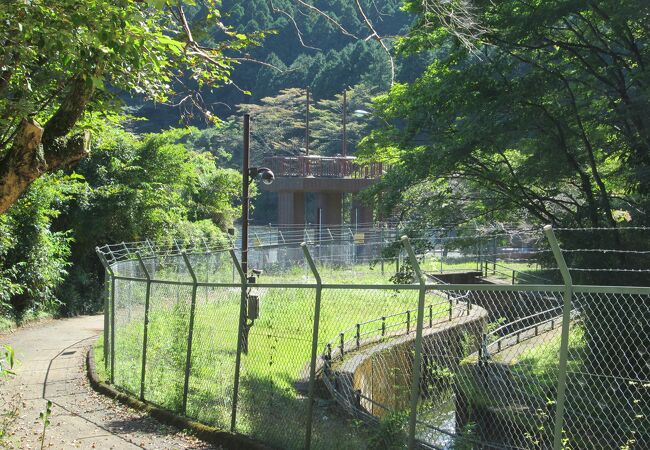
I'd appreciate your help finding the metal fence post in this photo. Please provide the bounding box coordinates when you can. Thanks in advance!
[543,225,573,450]
[181,252,198,415]
[492,234,497,275]
[146,239,155,255]
[104,267,110,369]
[402,236,427,450]
[380,224,385,275]
[96,249,113,375]
[202,237,211,303]
[109,273,115,383]
[229,248,247,432]
[349,227,356,264]
[301,243,323,450]
[135,252,152,401]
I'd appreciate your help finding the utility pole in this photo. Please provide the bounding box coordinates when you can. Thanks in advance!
[342,89,347,157]
[241,114,251,276]
[305,87,310,156]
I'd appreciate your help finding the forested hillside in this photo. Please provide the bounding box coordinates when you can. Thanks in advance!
[130,0,417,131]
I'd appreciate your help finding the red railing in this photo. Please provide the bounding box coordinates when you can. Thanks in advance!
[264,156,385,179]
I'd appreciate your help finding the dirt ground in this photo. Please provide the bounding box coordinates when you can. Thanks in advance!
[0,315,218,450]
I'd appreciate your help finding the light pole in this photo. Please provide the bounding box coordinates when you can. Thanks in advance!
[240,114,275,278]
[305,87,310,156]
[239,114,274,356]
[232,114,276,432]
[342,89,347,157]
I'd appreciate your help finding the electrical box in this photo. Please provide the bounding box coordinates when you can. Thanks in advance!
[247,294,259,320]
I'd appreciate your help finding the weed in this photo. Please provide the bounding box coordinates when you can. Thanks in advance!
[38,400,52,450]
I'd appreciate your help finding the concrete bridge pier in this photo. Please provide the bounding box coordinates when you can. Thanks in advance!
[351,195,373,227]
[277,191,305,242]
[317,193,343,227]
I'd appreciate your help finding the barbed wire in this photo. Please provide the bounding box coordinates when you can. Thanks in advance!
[555,227,650,231]
[567,267,650,273]
[559,249,650,254]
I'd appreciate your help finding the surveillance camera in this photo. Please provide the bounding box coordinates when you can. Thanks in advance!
[259,168,275,185]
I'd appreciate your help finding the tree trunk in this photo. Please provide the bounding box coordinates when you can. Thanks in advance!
[0,119,45,213]
[0,73,95,214]
[0,119,90,214]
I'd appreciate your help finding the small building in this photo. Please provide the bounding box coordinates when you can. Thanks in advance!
[261,155,384,229]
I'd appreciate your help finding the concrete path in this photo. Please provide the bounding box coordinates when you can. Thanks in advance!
[0,315,217,450]
[489,320,563,365]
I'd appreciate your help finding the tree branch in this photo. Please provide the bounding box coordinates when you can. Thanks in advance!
[353,0,395,84]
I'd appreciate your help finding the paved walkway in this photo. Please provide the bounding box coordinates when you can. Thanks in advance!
[0,315,217,450]
[489,319,564,364]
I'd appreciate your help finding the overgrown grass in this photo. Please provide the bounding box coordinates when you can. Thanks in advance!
[99,266,453,449]
[457,323,650,448]
[511,324,585,389]
[99,255,550,448]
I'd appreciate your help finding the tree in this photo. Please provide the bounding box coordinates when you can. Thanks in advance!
[311,82,379,156]
[362,0,650,230]
[0,173,82,319]
[359,0,650,390]
[237,88,309,156]
[0,0,262,214]
[53,126,240,313]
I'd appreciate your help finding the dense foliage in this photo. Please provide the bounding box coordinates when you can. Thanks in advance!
[358,0,650,386]
[0,0,255,323]
[0,126,240,321]
[0,0,263,214]
[0,175,79,322]
[129,0,420,131]
[361,0,650,231]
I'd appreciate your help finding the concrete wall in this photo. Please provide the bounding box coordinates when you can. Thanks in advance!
[334,305,489,418]
[277,191,305,226]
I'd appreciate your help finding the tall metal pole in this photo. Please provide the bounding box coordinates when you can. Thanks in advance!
[231,114,250,432]
[242,114,250,276]
[342,89,347,157]
[402,236,427,449]
[229,250,246,433]
[305,88,310,156]
[181,252,198,416]
[136,252,152,402]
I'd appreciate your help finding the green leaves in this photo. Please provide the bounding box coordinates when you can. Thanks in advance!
[0,0,262,166]
[0,345,15,377]
[156,34,184,56]
[147,0,168,9]
[90,76,105,91]
[364,0,650,228]
[39,400,53,449]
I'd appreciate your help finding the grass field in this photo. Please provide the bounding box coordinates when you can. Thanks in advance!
[97,263,456,450]
[97,252,553,449]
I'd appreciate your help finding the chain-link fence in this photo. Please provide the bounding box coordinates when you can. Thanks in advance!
[96,226,650,449]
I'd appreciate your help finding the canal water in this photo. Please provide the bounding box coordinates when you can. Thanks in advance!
[416,393,457,449]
